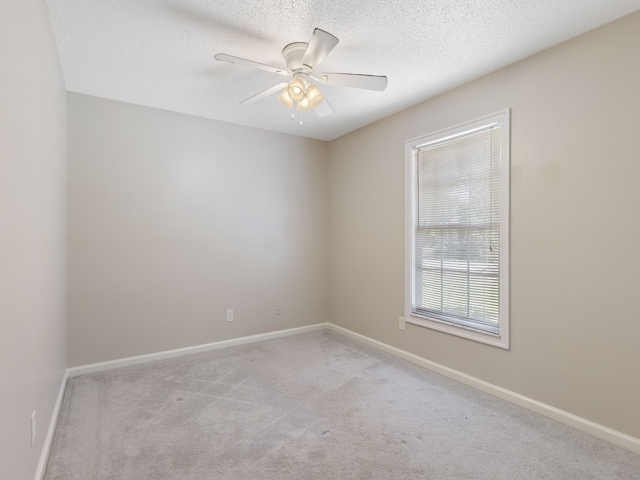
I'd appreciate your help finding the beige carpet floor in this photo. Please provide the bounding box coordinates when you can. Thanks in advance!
[45,330,640,479]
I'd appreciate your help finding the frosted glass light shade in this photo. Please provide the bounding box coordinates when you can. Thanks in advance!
[279,79,324,111]
[305,84,323,107]
[279,88,293,107]
[287,78,305,102]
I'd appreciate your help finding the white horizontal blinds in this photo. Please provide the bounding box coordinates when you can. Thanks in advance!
[414,125,501,334]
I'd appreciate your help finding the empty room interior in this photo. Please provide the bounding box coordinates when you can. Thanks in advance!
[3,1,640,479]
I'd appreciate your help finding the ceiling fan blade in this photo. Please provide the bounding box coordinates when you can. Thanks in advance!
[314,97,333,118]
[301,29,339,71]
[214,53,290,76]
[318,73,388,91]
[240,82,289,105]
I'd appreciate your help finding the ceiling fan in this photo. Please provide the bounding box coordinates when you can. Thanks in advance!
[214,28,387,118]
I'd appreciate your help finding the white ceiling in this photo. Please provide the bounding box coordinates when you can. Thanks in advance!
[46,0,640,141]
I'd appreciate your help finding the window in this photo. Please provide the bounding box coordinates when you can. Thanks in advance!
[405,110,510,348]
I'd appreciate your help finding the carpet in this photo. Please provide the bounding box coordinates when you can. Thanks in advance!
[44,330,640,479]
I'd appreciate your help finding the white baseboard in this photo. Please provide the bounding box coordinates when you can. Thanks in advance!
[67,323,329,378]
[34,368,68,480]
[326,323,640,454]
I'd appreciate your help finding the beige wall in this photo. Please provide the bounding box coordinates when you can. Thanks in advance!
[0,1,68,479]
[67,94,328,366]
[328,11,640,439]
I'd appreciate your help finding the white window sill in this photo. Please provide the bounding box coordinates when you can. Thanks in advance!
[405,313,510,349]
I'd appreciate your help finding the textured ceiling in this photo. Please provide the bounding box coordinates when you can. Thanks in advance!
[46,0,640,141]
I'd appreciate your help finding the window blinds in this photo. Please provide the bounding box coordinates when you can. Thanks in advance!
[414,125,501,334]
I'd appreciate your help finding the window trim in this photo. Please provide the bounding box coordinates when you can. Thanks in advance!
[405,110,510,349]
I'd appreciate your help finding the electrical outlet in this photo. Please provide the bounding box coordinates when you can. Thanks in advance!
[31,411,36,446]
[226,309,233,322]
[276,304,283,315]
[399,317,405,331]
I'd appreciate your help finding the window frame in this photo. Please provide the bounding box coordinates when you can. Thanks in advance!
[405,110,510,349]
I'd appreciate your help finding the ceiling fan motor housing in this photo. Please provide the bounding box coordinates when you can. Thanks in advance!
[282,42,311,72]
